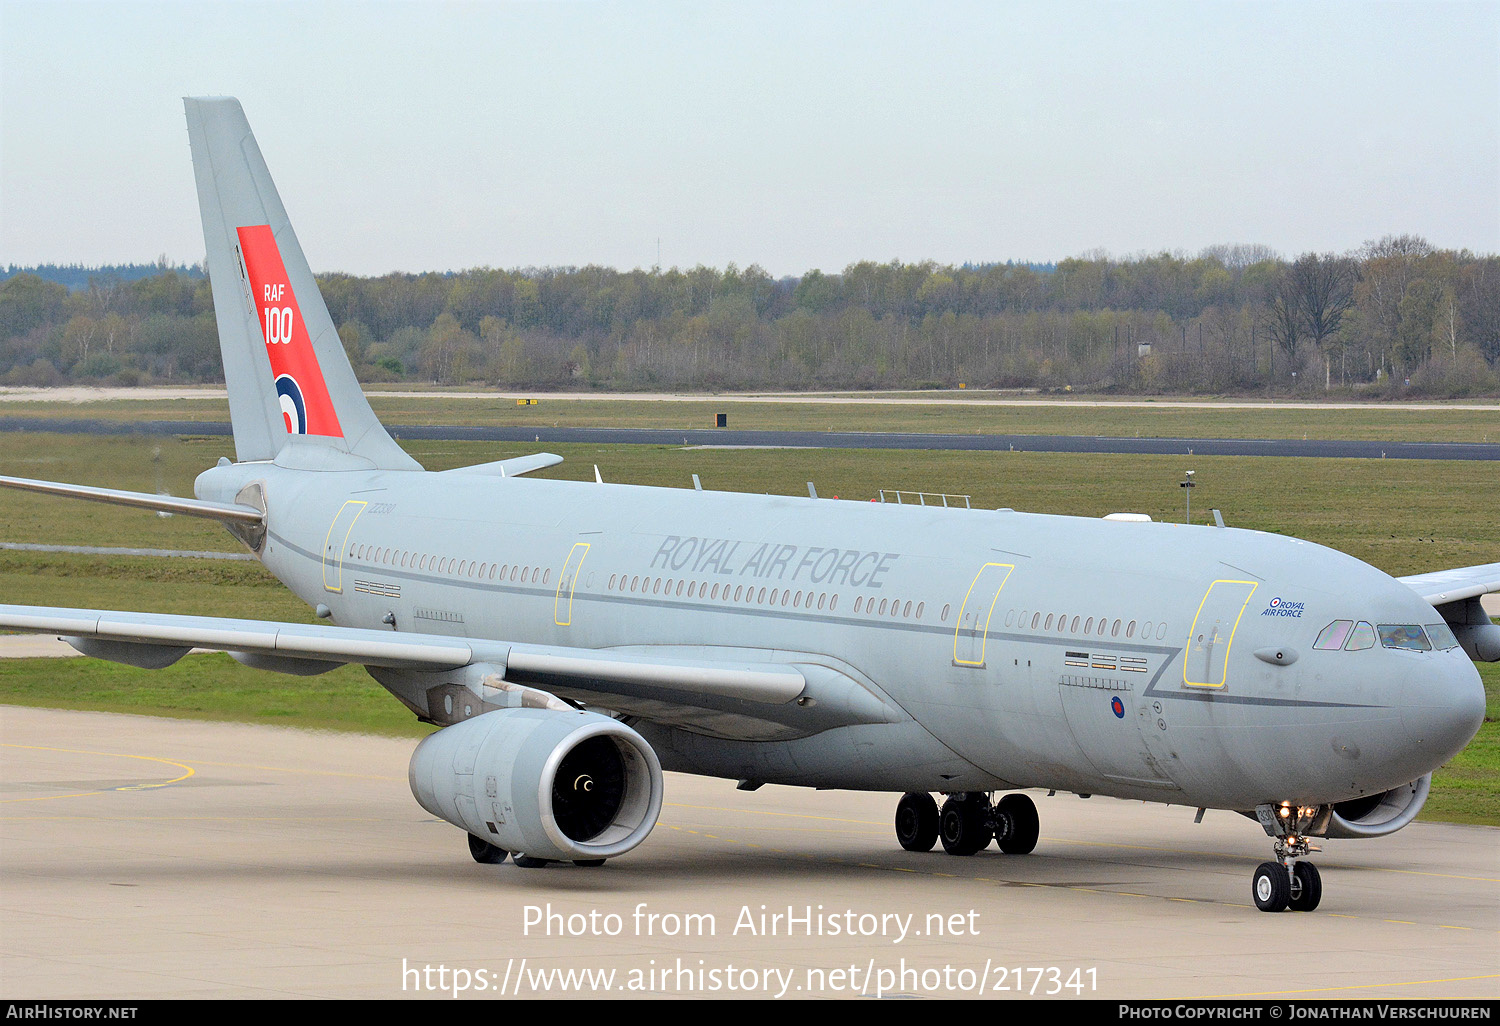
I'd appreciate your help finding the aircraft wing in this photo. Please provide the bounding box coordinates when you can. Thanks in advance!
[1399,562,1500,607]
[0,603,807,706]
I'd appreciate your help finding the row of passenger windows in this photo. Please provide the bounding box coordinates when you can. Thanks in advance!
[607,573,844,612]
[602,573,959,622]
[350,543,550,586]
[1004,608,1168,642]
[1314,620,1459,653]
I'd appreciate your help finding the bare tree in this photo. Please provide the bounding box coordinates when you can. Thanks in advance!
[1289,253,1359,351]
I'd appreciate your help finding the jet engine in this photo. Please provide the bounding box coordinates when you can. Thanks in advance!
[1306,774,1431,839]
[409,707,663,862]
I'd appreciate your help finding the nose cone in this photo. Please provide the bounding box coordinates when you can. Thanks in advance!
[1401,652,1487,769]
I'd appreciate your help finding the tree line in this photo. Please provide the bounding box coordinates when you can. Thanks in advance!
[2,237,1496,395]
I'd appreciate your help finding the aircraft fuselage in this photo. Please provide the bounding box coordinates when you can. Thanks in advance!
[197,460,1484,814]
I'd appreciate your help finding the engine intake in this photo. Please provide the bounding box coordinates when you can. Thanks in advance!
[1307,775,1431,838]
[409,707,663,861]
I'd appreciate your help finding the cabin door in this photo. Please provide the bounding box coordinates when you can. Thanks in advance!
[952,562,1015,667]
[321,500,367,594]
[1182,579,1258,689]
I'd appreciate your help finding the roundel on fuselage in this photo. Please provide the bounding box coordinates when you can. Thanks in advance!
[276,373,307,434]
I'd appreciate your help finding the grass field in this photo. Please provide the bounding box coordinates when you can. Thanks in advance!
[1,390,1499,442]
[0,425,1496,824]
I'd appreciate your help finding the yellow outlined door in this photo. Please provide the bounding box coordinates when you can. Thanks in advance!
[953,562,1015,667]
[1183,579,1258,688]
[322,500,366,593]
[554,542,590,626]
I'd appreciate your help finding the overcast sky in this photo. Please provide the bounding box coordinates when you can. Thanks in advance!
[2,1,1496,277]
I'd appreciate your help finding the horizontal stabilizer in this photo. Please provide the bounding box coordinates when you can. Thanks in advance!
[0,474,263,524]
[440,453,564,478]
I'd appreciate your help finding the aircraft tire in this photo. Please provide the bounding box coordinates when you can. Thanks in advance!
[468,833,509,865]
[1288,862,1322,912]
[895,792,939,852]
[939,794,992,856]
[573,859,607,867]
[1252,861,1291,912]
[512,854,551,868]
[994,793,1040,854]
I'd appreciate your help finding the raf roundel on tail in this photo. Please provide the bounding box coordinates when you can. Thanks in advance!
[275,374,307,435]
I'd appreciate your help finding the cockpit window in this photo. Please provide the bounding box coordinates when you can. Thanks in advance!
[1314,620,1354,650]
[1345,621,1376,650]
[1378,624,1431,652]
[1424,622,1460,651]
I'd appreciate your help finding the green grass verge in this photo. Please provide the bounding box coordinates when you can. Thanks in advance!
[4,432,1494,576]
[0,654,430,737]
[1,392,1497,442]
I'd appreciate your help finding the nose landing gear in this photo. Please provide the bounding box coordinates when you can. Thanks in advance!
[892,791,1039,856]
[1251,802,1324,912]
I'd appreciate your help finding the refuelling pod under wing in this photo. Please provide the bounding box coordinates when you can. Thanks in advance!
[409,707,663,862]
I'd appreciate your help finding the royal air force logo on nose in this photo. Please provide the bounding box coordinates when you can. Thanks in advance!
[276,374,308,434]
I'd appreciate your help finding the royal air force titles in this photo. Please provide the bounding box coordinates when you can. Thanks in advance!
[651,536,900,588]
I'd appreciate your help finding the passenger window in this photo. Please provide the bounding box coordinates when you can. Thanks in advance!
[1378,624,1431,652]
[1314,620,1354,651]
[1424,623,1459,651]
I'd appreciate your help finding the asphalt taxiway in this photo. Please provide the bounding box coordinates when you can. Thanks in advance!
[2,706,1495,1000]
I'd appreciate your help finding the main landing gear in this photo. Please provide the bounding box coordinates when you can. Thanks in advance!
[1250,802,1323,912]
[894,791,1040,857]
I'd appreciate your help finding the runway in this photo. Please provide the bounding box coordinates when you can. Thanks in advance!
[2,707,1496,1000]
[2,385,1498,412]
[3,417,1499,460]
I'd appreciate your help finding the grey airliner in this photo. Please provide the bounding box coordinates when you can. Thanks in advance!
[2,98,1495,914]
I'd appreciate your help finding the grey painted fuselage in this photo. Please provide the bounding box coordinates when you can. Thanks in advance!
[196,458,1484,813]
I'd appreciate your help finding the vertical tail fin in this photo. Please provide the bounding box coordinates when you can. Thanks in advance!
[184,97,418,470]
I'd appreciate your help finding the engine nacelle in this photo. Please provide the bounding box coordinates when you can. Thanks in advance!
[409,707,663,862]
[1307,775,1431,838]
